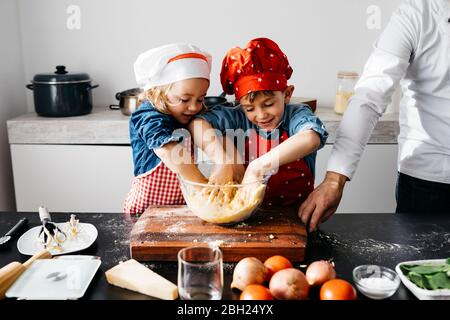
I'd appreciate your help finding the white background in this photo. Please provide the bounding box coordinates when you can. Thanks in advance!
[0,0,402,211]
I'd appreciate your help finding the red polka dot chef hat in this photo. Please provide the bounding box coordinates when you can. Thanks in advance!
[220,38,293,101]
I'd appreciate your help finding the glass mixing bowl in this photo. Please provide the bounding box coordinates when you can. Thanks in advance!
[178,175,268,225]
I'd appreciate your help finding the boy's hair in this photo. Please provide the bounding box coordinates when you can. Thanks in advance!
[138,84,208,115]
[241,90,275,103]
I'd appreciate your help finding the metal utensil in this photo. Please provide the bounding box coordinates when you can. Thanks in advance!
[38,206,66,248]
[0,218,28,246]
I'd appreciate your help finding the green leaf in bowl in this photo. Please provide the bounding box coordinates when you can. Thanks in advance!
[407,265,446,275]
[401,258,450,291]
[427,272,450,290]
[408,272,429,289]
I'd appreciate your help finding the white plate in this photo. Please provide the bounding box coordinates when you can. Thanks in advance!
[17,223,98,256]
[395,259,450,300]
[6,258,101,300]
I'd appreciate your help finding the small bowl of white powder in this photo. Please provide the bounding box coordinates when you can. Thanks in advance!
[353,265,400,299]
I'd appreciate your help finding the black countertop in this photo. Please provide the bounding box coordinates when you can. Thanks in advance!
[0,211,449,300]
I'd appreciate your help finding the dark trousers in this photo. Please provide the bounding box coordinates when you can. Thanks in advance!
[396,172,450,213]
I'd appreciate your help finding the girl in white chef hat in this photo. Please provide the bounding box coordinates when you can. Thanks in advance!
[123,43,212,215]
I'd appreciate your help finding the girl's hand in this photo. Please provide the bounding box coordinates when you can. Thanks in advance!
[209,163,245,185]
[179,168,208,184]
[206,164,244,206]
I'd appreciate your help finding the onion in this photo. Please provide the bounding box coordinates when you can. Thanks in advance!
[305,260,336,286]
[269,268,309,300]
[231,257,267,291]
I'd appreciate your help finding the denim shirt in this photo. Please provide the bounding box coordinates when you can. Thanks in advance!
[197,103,328,176]
[129,101,185,177]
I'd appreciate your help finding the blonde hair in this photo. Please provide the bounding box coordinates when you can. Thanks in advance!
[138,84,173,114]
[138,83,208,115]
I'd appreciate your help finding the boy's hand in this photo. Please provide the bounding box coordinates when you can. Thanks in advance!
[241,161,265,185]
[209,163,245,185]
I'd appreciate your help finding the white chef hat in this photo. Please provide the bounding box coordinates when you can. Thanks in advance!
[134,43,212,90]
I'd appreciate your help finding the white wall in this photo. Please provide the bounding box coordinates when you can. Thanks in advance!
[17,0,402,112]
[316,145,398,213]
[0,0,27,211]
[1,0,404,211]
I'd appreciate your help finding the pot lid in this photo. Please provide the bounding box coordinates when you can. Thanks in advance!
[32,65,91,84]
[118,88,143,97]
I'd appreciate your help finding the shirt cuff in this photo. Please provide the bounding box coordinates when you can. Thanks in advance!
[149,130,186,150]
[326,149,356,181]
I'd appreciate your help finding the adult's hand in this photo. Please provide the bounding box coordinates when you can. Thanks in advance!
[298,171,347,232]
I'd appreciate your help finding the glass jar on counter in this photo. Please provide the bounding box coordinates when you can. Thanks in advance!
[334,71,359,114]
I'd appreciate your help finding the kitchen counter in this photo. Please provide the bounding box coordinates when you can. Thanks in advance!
[7,103,399,145]
[6,101,401,214]
[0,210,448,300]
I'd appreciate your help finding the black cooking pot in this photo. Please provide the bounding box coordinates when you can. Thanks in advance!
[26,65,99,117]
[204,92,234,108]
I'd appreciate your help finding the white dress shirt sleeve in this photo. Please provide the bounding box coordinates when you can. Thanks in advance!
[327,0,421,180]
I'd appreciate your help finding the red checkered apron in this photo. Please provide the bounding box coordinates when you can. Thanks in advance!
[122,161,185,215]
[245,129,314,206]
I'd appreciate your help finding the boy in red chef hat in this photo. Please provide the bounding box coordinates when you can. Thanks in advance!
[189,38,328,207]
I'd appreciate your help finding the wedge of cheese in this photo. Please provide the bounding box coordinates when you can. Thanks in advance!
[105,259,178,300]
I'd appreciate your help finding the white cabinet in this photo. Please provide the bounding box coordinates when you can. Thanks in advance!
[11,144,134,213]
[315,144,398,213]
[11,143,398,214]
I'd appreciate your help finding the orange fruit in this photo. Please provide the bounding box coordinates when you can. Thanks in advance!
[240,284,274,300]
[264,255,293,281]
[320,279,357,300]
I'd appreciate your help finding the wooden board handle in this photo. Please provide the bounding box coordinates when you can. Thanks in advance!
[0,262,22,282]
[0,250,52,299]
[0,262,25,299]
[23,250,52,268]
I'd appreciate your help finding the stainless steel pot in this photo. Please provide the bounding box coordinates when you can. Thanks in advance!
[109,88,143,116]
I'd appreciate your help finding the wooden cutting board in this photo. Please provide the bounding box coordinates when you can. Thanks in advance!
[130,205,307,262]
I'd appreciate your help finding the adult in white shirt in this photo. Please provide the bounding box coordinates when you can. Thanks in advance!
[299,0,450,232]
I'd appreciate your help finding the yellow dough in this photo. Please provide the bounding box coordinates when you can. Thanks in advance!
[183,183,266,224]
